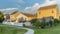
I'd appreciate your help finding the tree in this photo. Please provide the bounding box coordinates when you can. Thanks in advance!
[0,11,4,23]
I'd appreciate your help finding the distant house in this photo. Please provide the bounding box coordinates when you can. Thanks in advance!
[9,11,35,22]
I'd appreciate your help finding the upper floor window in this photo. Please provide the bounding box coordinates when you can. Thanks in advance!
[39,12,41,14]
[52,10,54,13]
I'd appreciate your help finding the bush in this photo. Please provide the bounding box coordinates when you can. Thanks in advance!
[30,19,37,23]
[54,19,60,26]
[49,21,54,27]
[30,19,40,27]
[39,22,45,28]
[0,11,4,23]
[34,20,40,28]
[23,24,25,27]
[30,19,45,28]
[30,18,60,28]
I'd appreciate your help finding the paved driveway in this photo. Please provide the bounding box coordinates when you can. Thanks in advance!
[23,28,34,34]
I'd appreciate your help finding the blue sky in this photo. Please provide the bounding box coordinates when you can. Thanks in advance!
[0,0,60,14]
[0,0,45,10]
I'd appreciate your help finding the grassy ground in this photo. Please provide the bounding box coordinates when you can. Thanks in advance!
[0,24,27,34]
[26,23,60,34]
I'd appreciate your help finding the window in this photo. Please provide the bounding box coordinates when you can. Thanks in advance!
[39,12,41,14]
[52,10,54,13]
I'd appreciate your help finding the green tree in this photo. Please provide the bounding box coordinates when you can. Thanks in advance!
[0,11,4,23]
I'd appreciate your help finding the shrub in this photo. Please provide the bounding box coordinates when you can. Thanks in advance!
[49,21,54,27]
[34,20,40,28]
[39,22,45,28]
[0,11,4,23]
[23,24,25,27]
[30,19,40,27]
[30,19,45,28]
[54,19,60,25]
[30,19,37,23]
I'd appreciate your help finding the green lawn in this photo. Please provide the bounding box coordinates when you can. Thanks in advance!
[0,25,27,34]
[26,23,60,34]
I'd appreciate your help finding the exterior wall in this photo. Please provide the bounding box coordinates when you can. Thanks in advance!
[37,5,59,19]
[4,11,36,22]
[28,17,36,21]
[16,14,28,22]
[10,15,16,22]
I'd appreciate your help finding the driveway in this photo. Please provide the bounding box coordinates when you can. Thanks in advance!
[18,27,34,34]
[23,28,34,34]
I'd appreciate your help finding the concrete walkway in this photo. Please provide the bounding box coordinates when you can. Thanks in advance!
[19,27,34,34]
[23,28,34,34]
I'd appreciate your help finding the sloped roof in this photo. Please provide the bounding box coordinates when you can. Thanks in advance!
[11,10,20,15]
[10,10,21,18]
[38,1,58,10]
[38,4,57,10]
[11,11,35,17]
[21,13,35,17]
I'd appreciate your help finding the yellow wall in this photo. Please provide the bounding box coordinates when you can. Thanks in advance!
[16,14,28,22]
[28,16,36,21]
[10,15,16,22]
[37,5,59,19]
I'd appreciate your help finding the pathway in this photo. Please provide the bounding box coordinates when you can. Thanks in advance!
[19,27,34,34]
[23,28,34,34]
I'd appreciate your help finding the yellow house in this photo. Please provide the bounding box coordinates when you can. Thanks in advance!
[10,11,20,22]
[37,4,59,19]
[10,11,35,22]
[22,13,35,21]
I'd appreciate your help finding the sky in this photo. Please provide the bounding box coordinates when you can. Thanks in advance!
[0,0,60,14]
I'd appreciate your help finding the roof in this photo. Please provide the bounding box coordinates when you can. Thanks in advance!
[10,10,35,17]
[38,4,57,10]
[10,10,21,18]
[11,10,20,15]
[22,13,35,17]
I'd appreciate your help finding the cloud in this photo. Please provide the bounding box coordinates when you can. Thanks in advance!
[24,0,58,14]
[0,8,18,11]
[58,0,60,4]
[24,3,40,14]
[40,1,57,7]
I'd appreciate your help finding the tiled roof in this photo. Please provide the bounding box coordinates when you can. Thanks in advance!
[11,10,20,15]
[10,10,35,17]
[38,4,57,10]
[22,13,35,17]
